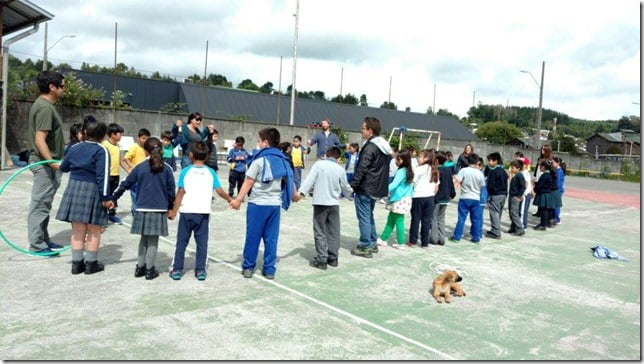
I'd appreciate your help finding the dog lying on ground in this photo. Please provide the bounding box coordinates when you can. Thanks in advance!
[432,270,466,304]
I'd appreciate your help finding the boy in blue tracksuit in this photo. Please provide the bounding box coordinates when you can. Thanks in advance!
[230,127,299,280]
[227,136,250,198]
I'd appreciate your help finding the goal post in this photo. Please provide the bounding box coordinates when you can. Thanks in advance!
[386,127,441,151]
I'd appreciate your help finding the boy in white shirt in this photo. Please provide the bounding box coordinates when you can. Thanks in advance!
[168,142,232,280]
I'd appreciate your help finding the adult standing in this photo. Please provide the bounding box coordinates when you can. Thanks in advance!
[455,143,474,173]
[172,112,213,169]
[350,117,392,258]
[26,71,67,255]
[308,118,345,159]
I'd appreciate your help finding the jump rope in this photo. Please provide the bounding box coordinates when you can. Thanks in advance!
[0,160,70,257]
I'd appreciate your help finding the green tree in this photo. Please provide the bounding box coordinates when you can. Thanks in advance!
[474,121,523,144]
[380,101,397,110]
[58,72,105,108]
[553,135,579,155]
[331,93,358,105]
[207,74,232,87]
[437,108,460,119]
[259,82,274,94]
[237,79,260,91]
[359,94,368,106]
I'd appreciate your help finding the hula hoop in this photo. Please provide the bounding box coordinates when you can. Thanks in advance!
[0,159,71,256]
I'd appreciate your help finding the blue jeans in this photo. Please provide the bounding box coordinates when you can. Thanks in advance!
[452,198,482,241]
[521,194,532,229]
[180,155,192,169]
[293,167,303,190]
[354,194,377,248]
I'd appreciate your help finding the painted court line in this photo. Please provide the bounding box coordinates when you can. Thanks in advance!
[24,180,455,358]
[120,222,457,360]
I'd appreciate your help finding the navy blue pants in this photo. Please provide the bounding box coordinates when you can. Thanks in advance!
[172,213,210,272]
[243,203,281,275]
[409,196,435,246]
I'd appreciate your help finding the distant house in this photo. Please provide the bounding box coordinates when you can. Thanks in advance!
[505,137,552,150]
[586,130,640,159]
[68,70,478,141]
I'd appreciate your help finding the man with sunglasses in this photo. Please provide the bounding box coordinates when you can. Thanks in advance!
[26,71,66,255]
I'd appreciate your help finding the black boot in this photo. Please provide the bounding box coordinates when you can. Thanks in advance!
[145,267,159,280]
[85,260,105,275]
[134,264,146,278]
[71,260,85,275]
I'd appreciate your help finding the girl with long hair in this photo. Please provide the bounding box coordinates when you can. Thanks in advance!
[112,137,176,279]
[377,150,414,248]
[408,149,439,247]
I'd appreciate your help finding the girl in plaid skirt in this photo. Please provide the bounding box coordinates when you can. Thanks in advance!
[112,137,176,280]
[56,117,112,275]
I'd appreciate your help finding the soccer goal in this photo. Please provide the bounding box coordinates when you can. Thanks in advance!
[386,127,442,151]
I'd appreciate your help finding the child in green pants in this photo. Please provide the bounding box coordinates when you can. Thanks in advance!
[377,150,414,248]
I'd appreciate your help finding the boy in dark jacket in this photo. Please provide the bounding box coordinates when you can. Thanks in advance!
[484,152,508,239]
[507,159,526,236]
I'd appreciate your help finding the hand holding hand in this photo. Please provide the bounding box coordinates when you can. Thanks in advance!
[230,199,242,210]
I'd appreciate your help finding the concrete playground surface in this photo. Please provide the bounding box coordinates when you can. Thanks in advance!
[0,165,640,360]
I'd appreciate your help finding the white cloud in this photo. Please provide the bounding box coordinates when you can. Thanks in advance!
[9,0,641,120]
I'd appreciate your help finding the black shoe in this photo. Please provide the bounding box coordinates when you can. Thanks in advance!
[327,259,338,267]
[350,247,373,258]
[485,231,501,239]
[506,228,516,234]
[134,264,146,278]
[145,267,159,280]
[309,259,327,270]
[261,271,275,280]
[533,225,546,231]
[242,269,254,278]
[513,230,526,236]
[85,260,105,275]
[71,260,85,275]
[437,240,445,246]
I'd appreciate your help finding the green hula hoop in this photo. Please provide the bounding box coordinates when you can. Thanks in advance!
[0,159,71,256]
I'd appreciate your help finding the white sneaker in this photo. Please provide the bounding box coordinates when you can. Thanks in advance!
[377,238,387,247]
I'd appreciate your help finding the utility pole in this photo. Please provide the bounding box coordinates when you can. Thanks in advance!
[202,40,208,115]
[536,61,545,149]
[388,76,392,104]
[289,0,299,126]
[112,22,117,123]
[276,56,282,125]
[433,83,436,115]
[42,23,47,70]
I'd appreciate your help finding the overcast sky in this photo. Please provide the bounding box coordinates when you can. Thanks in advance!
[9,0,641,121]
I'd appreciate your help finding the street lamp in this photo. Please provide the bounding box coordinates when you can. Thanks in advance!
[42,23,76,71]
[520,61,545,149]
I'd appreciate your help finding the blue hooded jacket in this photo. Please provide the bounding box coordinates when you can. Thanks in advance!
[248,147,294,210]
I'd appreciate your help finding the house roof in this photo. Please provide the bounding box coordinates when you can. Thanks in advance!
[180,83,478,140]
[72,70,478,141]
[591,132,641,144]
[1,0,53,36]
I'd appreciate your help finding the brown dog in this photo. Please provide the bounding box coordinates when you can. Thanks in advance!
[432,270,466,304]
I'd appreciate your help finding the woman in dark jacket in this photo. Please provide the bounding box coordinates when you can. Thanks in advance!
[455,143,473,172]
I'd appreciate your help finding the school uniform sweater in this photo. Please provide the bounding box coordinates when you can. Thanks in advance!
[485,165,508,196]
[60,141,110,200]
[509,173,526,198]
[435,165,456,203]
[112,160,176,211]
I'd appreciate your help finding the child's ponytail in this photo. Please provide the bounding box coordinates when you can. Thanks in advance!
[144,137,165,173]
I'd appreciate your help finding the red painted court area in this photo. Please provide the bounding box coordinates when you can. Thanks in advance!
[565,188,640,208]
